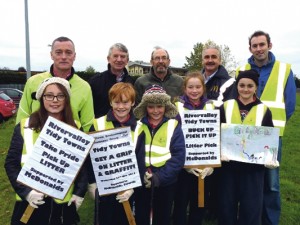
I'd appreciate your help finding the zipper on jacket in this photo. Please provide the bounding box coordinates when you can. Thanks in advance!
[61,204,64,224]
[48,198,53,225]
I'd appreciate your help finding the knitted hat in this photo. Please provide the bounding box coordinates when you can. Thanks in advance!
[36,77,71,100]
[236,69,259,86]
[133,84,178,119]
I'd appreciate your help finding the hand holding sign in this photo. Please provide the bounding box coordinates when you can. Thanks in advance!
[25,190,45,208]
[116,189,134,203]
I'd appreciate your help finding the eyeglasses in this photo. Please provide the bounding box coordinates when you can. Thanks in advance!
[43,94,66,101]
[152,56,169,62]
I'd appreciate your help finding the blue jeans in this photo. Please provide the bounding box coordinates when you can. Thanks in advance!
[262,138,282,225]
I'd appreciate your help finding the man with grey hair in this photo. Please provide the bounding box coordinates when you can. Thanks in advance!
[201,44,236,221]
[134,46,184,104]
[201,45,235,107]
[89,43,134,118]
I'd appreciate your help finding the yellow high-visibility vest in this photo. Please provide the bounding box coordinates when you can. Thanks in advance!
[236,61,290,135]
[17,118,80,203]
[224,99,267,125]
[141,119,177,167]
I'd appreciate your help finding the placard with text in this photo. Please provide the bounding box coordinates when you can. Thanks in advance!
[89,127,142,196]
[181,110,221,166]
[17,116,94,200]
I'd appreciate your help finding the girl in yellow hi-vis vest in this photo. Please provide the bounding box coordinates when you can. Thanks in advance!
[5,77,86,225]
[172,71,214,225]
[133,85,186,225]
[218,70,277,225]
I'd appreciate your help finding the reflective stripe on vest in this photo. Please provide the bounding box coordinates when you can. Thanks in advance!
[224,99,267,126]
[21,118,34,164]
[94,115,135,142]
[214,77,235,107]
[17,118,75,203]
[94,116,114,131]
[144,119,177,167]
[236,61,290,135]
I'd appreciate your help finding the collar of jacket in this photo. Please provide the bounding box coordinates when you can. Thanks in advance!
[180,95,209,110]
[50,64,75,80]
[248,51,275,68]
[106,109,137,130]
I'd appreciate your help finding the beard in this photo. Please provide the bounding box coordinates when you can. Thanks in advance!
[154,65,167,74]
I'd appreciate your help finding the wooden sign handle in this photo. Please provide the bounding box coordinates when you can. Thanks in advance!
[198,176,205,207]
[122,200,136,225]
[20,205,35,224]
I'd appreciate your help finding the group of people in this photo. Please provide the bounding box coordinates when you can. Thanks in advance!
[4,30,296,225]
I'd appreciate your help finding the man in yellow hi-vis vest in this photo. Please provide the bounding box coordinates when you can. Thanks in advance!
[236,30,296,225]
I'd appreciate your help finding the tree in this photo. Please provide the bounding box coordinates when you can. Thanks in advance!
[18,67,26,72]
[184,40,238,75]
[184,43,204,71]
[85,66,96,73]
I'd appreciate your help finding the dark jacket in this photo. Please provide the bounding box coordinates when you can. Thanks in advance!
[134,67,184,104]
[89,64,134,118]
[135,116,185,187]
[5,123,87,225]
[202,65,236,101]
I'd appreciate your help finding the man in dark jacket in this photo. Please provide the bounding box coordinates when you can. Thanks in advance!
[201,45,236,107]
[201,44,236,220]
[134,46,183,104]
[89,43,134,118]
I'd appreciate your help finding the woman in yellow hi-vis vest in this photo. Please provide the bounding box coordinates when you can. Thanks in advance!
[133,85,186,225]
[217,70,277,225]
[87,82,137,225]
[172,71,214,225]
[5,77,86,225]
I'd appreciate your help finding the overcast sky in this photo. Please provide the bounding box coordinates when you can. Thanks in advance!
[1,0,300,76]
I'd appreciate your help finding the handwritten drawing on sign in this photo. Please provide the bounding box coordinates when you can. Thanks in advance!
[17,116,94,200]
[181,110,221,166]
[89,127,142,196]
[221,123,279,164]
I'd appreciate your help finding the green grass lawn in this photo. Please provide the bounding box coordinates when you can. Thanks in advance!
[1,94,300,225]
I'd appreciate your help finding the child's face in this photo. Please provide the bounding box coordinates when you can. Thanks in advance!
[146,104,165,124]
[237,78,257,103]
[185,77,204,103]
[43,84,66,119]
[110,94,134,122]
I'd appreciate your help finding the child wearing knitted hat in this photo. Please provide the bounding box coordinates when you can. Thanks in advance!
[218,69,277,225]
[133,84,186,225]
[5,77,86,225]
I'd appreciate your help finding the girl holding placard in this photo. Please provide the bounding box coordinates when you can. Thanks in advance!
[5,77,86,225]
[218,70,276,225]
[173,71,215,225]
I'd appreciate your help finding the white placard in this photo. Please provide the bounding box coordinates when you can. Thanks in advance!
[89,127,142,196]
[17,116,94,200]
[181,110,221,166]
[221,123,279,164]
